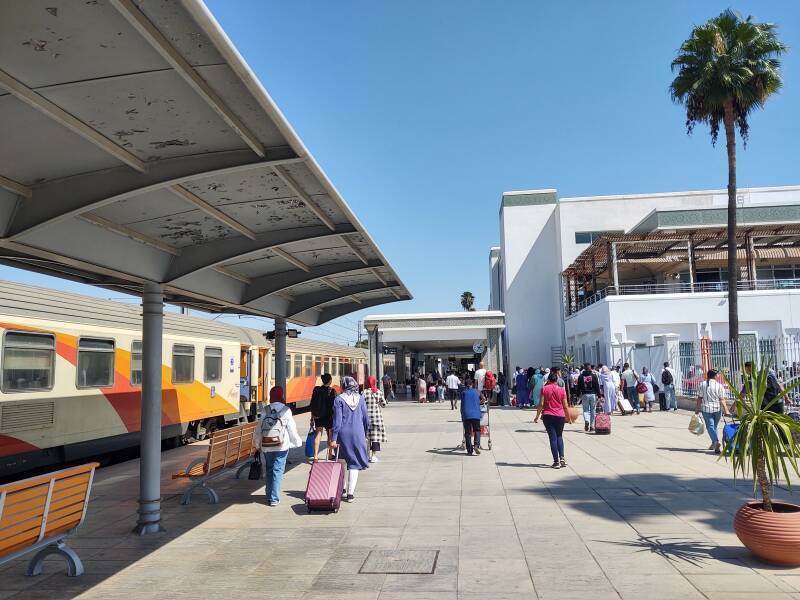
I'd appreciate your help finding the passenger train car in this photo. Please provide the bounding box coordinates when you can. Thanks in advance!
[0,281,367,477]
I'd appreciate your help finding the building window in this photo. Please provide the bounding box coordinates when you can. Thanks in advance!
[304,355,312,377]
[314,356,322,376]
[575,231,622,245]
[172,344,195,384]
[293,354,302,378]
[131,341,142,386]
[2,331,55,392]
[204,347,222,382]
[77,337,115,388]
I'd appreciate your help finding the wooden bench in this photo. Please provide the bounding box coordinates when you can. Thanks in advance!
[0,462,99,577]
[173,421,259,505]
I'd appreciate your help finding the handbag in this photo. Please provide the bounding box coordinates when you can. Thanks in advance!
[636,382,647,394]
[688,413,705,436]
[248,451,262,480]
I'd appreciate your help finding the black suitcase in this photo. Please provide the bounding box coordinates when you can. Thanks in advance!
[658,391,667,411]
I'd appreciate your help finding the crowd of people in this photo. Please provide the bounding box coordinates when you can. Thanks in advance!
[253,373,389,507]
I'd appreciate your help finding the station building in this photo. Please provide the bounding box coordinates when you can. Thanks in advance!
[491,185,800,375]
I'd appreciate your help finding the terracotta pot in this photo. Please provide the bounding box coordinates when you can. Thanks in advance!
[734,500,800,565]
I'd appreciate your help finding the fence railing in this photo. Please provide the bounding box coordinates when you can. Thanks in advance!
[570,278,800,315]
[677,336,800,405]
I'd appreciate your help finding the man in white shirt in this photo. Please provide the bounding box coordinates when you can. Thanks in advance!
[695,369,730,454]
[660,362,678,411]
[474,362,487,397]
[445,371,461,410]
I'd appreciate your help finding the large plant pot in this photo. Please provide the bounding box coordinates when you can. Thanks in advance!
[734,500,800,565]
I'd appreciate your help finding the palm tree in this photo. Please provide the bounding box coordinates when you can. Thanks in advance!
[670,9,785,343]
[460,291,475,311]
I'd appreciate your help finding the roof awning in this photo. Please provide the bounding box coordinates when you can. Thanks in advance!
[0,0,410,326]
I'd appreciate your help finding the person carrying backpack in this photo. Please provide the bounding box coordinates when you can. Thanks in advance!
[577,363,601,432]
[483,370,497,404]
[660,362,677,411]
[254,386,302,506]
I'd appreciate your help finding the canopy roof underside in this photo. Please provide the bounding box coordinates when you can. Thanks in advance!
[0,0,410,326]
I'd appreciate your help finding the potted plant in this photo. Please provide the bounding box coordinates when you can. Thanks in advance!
[723,362,800,565]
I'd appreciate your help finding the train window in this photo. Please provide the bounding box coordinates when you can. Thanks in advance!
[332,357,338,375]
[172,344,195,384]
[130,341,142,386]
[285,354,291,380]
[293,354,302,378]
[2,331,55,392]
[77,337,115,388]
[314,356,322,376]
[204,347,222,383]
[304,355,312,377]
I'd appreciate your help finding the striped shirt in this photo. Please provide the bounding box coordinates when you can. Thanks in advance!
[698,379,726,413]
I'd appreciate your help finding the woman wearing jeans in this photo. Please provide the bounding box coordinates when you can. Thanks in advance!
[534,371,574,469]
[695,369,730,454]
[256,386,303,506]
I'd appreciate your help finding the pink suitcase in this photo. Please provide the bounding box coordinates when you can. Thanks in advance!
[305,457,344,513]
[595,412,611,434]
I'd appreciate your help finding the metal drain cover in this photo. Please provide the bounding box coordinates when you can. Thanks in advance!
[359,549,439,574]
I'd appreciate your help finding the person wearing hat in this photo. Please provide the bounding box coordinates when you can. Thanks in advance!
[695,369,731,454]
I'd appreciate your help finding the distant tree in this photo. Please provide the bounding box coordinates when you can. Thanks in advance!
[670,9,785,342]
[355,339,369,349]
[460,291,476,312]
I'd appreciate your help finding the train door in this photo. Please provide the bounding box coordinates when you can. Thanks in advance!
[258,348,268,402]
[239,346,250,401]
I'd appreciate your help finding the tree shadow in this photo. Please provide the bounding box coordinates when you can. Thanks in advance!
[496,461,553,468]
[657,447,714,454]
[601,535,747,567]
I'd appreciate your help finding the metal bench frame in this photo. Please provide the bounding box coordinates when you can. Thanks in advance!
[0,463,98,577]
[176,421,258,505]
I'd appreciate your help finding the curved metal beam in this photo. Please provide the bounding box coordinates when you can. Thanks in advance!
[242,260,382,305]
[7,148,300,239]
[286,282,396,319]
[165,225,356,283]
[309,296,405,326]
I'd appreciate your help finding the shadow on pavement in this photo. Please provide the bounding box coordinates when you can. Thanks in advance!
[601,535,747,567]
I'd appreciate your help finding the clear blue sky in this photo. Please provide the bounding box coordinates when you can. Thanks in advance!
[3,1,799,345]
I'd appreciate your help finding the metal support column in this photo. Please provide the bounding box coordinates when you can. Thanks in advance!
[687,239,696,292]
[611,243,619,294]
[747,235,757,288]
[375,330,384,382]
[134,282,165,535]
[274,318,287,392]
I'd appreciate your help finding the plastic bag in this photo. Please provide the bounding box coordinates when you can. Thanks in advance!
[688,413,705,436]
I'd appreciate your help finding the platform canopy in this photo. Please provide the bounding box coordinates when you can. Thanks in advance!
[0,0,410,326]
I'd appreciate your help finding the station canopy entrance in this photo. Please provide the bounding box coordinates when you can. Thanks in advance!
[0,0,409,534]
[363,311,505,382]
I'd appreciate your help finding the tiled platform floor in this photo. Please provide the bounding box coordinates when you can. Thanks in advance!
[3,397,800,599]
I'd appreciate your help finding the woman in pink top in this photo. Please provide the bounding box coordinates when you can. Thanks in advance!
[534,371,573,469]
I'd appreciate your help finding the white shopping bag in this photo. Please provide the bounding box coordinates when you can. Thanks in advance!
[688,413,705,436]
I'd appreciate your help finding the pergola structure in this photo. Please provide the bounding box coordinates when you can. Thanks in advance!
[562,225,800,315]
[0,0,409,533]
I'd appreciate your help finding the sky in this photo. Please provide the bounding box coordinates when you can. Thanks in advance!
[3,1,800,345]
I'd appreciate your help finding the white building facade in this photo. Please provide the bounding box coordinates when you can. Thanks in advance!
[495,185,800,374]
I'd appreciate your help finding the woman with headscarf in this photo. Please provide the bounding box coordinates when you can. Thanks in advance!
[600,366,617,414]
[417,374,427,403]
[364,375,387,463]
[530,367,545,408]
[330,376,370,502]
[638,367,656,412]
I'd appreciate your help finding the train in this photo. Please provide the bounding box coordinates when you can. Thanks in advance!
[0,281,367,478]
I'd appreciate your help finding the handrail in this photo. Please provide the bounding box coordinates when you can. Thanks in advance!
[568,278,800,315]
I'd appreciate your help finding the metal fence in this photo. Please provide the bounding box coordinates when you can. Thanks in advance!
[677,336,800,405]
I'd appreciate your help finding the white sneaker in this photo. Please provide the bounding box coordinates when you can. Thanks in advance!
[369,455,379,463]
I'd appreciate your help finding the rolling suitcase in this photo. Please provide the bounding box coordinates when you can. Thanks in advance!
[595,412,611,434]
[304,451,344,513]
[617,396,634,415]
[722,420,739,455]
[658,391,667,411]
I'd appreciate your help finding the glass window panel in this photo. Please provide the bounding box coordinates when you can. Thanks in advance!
[293,354,302,378]
[2,332,55,392]
[756,267,773,280]
[131,340,142,386]
[304,355,312,376]
[285,354,291,380]
[77,337,115,388]
[775,268,793,280]
[204,347,222,382]
[172,344,195,384]
[314,356,322,376]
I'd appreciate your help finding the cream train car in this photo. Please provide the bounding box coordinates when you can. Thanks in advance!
[0,281,366,478]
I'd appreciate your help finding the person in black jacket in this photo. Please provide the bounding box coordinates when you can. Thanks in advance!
[577,363,601,432]
[310,373,336,461]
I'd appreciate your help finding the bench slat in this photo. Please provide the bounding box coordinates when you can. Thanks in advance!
[0,504,45,530]
[1,494,48,520]
[2,484,49,507]
[43,511,85,537]
[0,463,97,495]
[44,505,84,534]
[0,519,41,551]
